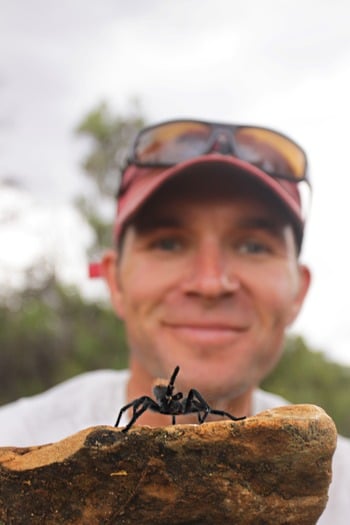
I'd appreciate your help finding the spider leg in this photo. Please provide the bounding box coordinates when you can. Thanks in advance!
[170,365,180,386]
[115,396,160,432]
[172,392,183,401]
[122,403,150,432]
[184,389,246,424]
[166,365,180,397]
[184,389,210,424]
[206,408,246,421]
[115,400,139,427]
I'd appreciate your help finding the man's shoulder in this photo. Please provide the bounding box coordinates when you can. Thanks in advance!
[0,369,129,412]
[335,433,350,455]
[0,369,129,447]
[36,369,129,402]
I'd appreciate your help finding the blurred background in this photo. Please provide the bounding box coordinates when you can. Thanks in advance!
[1,0,350,436]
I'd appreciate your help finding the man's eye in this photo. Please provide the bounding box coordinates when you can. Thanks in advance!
[154,238,182,251]
[237,240,269,254]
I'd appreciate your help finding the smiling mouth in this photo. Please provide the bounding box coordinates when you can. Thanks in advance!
[163,323,247,345]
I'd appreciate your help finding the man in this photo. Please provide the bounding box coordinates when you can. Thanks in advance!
[0,119,349,522]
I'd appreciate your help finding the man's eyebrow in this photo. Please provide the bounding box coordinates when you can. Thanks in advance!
[237,217,287,235]
[134,215,183,233]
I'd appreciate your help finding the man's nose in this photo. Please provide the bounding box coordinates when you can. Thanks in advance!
[182,244,240,299]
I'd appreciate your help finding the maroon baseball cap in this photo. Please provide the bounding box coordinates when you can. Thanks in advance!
[115,153,304,239]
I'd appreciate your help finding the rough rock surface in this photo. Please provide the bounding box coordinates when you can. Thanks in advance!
[0,404,337,525]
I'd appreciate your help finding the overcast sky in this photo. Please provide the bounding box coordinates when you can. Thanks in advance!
[1,0,350,364]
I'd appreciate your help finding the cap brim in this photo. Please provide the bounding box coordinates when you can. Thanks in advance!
[115,154,303,239]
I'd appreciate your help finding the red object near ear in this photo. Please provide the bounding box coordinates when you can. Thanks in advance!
[88,262,102,278]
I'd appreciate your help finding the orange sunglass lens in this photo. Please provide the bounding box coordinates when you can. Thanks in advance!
[135,122,211,164]
[235,128,305,180]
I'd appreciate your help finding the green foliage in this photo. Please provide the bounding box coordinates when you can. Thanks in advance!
[262,335,350,437]
[75,100,146,256]
[0,275,128,406]
[76,99,144,196]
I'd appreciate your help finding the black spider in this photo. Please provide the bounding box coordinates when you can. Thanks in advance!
[115,365,246,432]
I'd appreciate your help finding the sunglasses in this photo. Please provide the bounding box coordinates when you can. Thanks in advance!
[123,119,308,185]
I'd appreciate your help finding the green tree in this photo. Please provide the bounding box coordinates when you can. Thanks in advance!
[75,99,146,256]
[262,335,350,437]
[0,271,128,406]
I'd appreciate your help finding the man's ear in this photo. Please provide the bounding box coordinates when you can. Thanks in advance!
[101,249,125,319]
[287,264,311,326]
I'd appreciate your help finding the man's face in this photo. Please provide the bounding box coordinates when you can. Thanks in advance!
[105,173,310,401]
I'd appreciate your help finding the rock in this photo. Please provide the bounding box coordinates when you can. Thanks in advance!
[0,404,337,525]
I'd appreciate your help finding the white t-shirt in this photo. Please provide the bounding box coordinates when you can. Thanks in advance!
[0,369,348,524]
